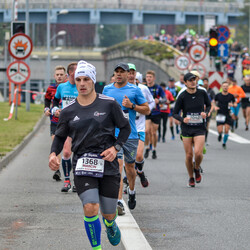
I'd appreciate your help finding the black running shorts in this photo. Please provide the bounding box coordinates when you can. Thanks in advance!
[74,174,120,199]
[146,114,161,125]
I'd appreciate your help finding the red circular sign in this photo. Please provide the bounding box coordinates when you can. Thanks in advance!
[190,63,206,79]
[175,55,191,71]
[7,60,31,85]
[188,43,206,62]
[8,33,33,60]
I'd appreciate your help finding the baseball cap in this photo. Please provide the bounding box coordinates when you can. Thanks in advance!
[184,72,196,82]
[190,70,200,78]
[128,63,136,71]
[198,79,204,86]
[114,62,129,72]
[169,77,175,81]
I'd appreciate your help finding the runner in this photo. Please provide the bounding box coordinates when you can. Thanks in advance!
[214,81,237,149]
[52,62,78,192]
[228,78,246,131]
[49,60,130,249]
[173,72,211,187]
[158,82,174,142]
[144,70,166,159]
[103,62,150,213]
[44,65,67,181]
[203,77,215,145]
[241,76,250,130]
[175,73,185,89]
[166,77,181,139]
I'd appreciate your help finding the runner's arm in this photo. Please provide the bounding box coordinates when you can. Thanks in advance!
[173,95,183,123]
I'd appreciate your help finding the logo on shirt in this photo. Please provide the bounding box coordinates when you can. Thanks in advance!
[73,115,80,121]
[94,111,106,117]
[192,96,196,99]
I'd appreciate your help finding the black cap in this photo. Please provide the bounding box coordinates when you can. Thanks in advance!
[184,72,196,82]
[114,62,129,72]
[169,77,175,82]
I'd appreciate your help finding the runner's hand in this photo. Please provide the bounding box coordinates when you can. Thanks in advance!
[100,146,117,162]
[54,109,61,117]
[122,95,132,109]
[201,112,206,119]
[45,110,51,116]
[183,117,190,123]
[49,153,60,171]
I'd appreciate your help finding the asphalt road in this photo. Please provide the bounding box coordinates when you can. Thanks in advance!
[0,115,250,250]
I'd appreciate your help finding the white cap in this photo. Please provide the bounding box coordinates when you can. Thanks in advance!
[75,60,96,84]
[136,72,143,83]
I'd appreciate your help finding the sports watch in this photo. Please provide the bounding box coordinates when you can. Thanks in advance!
[114,144,122,152]
[131,103,136,110]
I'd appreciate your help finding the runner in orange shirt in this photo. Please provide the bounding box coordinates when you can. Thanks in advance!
[228,78,246,131]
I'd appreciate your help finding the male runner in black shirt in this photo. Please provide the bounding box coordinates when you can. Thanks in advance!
[173,72,211,187]
[49,60,130,249]
[214,81,236,149]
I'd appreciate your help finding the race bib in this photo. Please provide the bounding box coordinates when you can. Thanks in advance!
[216,114,226,123]
[62,97,74,108]
[170,102,175,109]
[75,153,104,178]
[123,110,130,120]
[160,104,168,110]
[186,112,203,125]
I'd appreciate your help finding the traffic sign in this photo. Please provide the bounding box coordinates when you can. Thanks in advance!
[190,63,206,79]
[209,71,224,90]
[217,25,230,44]
[218,44,229,57]
[8,33,33,60]
[188,43,206,62]
[175,55,191,71]
[7,61,31,85]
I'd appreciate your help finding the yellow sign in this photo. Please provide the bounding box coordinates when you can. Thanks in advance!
[229,27,236,38]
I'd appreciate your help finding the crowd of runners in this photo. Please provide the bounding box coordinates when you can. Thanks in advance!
[44,59,250,249]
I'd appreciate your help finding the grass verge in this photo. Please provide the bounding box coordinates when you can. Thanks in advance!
[0,102,43,159]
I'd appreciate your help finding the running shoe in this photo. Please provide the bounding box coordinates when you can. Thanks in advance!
[53,170,61,181]
[187,177,195,187]
[218,133,222,142]
[171,135,175,140]
[194,168,202,183]
[162,138,166,143]
[128,192,136,209]
[235,119,238,129]
[72,185,77,192]
[103,219,121,246]
[246,125,249,131]
[152,150,157,159]
[176,126,180,134]
[222,143,226,149]
[61,180,71,192]
[144,148,150,159]
[117,201,125,216]
[137,171,149,188]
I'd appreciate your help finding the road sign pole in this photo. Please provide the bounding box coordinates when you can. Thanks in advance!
[25,0,30,111]
[15,88,18,120]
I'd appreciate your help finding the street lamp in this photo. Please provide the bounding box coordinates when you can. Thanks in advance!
[46,1,68,88]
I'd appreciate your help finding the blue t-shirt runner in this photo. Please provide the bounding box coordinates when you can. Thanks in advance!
[103,82,147,139]
[148,84,166,115]
[55,81,78,108]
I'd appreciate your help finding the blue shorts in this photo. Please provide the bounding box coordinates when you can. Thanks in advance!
[230,103,241,117]
[117,139,138,164]
[169,108,174,117]
[138,132,145,142]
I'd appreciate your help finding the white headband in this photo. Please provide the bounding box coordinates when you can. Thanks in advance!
[75,60,96,84]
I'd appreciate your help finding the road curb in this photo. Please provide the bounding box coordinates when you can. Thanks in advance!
[0,115,47,172]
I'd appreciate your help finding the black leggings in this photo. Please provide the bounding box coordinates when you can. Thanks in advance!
[158,112,169,139]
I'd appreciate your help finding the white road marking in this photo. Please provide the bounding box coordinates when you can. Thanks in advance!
[209,129,250,144]
[117,201,152,250]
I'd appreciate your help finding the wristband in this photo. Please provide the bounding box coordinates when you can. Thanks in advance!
[44,107,50,113]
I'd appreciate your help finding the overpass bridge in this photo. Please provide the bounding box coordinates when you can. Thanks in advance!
[0,0,244,25]
[0,40,183,100]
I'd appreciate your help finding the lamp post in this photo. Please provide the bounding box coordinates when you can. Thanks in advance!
[46,1,68,89]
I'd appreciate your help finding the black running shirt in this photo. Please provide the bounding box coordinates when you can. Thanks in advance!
[241,84,250,105]
[214,92,235,116]
[173,88,211,130]
[51,93,131,175]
